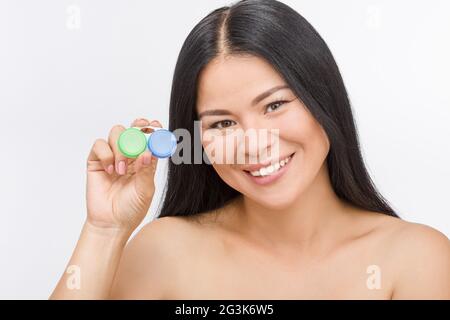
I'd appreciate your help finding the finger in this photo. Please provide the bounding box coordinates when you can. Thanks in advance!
[87,138,115,174]
[133,149,152,173]
[108,124,129,175]
[149,119,162,128]
[133,119,162,173]
[131,118,161,135]
[130,117,150,127]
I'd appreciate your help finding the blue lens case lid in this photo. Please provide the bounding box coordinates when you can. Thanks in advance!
[147,129,177,158]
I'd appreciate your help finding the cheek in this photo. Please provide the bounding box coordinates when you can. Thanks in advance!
[276,103,330,159]
[211,163,244,193]
[202,132,241,164]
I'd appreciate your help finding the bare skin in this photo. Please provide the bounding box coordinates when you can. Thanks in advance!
[109,175,450,299]
[50,54,450,300]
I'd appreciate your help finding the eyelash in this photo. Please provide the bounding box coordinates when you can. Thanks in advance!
[265,100,288,114]
[208,100,289,129]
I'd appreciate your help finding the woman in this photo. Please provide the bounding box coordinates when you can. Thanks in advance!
[51,0,450,299]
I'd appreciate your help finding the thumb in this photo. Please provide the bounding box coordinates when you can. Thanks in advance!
[134,119,163,199]
[134,150,158,200]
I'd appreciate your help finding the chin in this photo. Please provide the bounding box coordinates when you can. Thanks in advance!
[246,189,302,211]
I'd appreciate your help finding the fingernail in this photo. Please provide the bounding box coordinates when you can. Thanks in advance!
[118,161,126,175]
[107,164,114,175]
[143,154,151,166]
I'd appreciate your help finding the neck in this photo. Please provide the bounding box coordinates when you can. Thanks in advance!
[235,163,352,255]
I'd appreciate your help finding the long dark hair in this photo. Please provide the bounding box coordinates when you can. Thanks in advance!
[158,0,399,218]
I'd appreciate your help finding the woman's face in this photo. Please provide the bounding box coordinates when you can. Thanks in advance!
[196,54,330,210]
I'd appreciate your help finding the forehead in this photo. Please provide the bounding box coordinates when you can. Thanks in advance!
[197,54,286,111]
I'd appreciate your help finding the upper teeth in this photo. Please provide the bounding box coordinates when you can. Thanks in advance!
[249,155,292,177]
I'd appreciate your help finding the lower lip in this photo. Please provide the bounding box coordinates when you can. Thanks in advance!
[243,153,295,186]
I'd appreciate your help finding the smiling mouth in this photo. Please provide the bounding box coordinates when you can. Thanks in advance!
[243,152,295,177]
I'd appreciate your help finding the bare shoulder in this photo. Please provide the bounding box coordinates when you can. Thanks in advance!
[375,215,449,262]
[361,211,449,264]
[345,209,449,299]
[347,208,448,248]
[110,215,205,299]
[139,214,204,242]
[368,213,450,299]
[385,218,449,251]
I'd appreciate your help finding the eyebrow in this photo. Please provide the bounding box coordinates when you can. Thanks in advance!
[198,84,290,119]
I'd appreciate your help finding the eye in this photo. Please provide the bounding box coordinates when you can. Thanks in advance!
[265,100,288,114]
[209,119,236,129]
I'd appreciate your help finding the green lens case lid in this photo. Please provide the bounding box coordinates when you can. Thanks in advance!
[117,127,148,158]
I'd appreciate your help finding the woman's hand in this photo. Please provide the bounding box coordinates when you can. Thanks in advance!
[86,118,160,233]
[50,118,160,299]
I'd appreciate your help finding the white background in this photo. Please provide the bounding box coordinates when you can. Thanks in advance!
[0,0,449,299]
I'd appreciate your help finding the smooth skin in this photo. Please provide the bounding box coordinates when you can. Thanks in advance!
[50,55,450,300]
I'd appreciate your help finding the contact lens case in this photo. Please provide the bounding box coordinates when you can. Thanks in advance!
[117,125,177,159]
